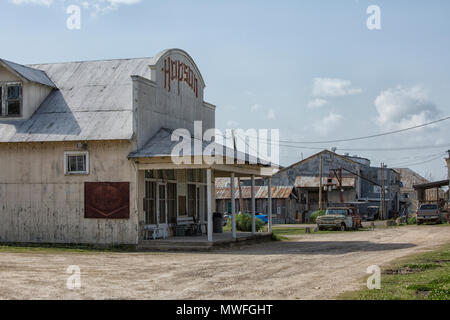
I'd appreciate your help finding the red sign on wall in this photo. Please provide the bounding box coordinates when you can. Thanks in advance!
[84,182,130,219]
[161,57,199,98]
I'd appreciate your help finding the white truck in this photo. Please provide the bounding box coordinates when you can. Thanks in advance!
[416,204,446,224]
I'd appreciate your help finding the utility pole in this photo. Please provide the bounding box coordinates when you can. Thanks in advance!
[232,129,244,214]
[380,163,385,220]
[319,155,323,210]
[446,151,450,209]
[330,168,343,203]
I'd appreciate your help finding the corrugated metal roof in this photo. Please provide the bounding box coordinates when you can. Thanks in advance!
[0,57,154,142]
[0,59,56,88]
[215,177,263,188]
[128,127,270,166]
[294,176,355,188]
[215,186,294,199]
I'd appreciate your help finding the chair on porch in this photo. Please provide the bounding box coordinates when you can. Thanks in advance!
[143,225,168,240]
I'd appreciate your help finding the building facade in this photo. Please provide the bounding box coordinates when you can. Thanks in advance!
[0,49,274,245]
[270,150,401,218]
[395,168,432,213]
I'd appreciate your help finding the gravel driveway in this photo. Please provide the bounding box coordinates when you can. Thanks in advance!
[0,225,449,300]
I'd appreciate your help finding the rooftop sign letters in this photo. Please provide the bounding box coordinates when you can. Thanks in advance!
[161,57,199,98]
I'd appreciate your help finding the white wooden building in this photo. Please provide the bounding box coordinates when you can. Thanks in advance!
[0,49,276,246]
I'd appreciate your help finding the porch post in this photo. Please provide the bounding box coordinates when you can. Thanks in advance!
[207,169,213,242]
[268,177,273,233]
[251,175,256,235]
[231,172,237,239]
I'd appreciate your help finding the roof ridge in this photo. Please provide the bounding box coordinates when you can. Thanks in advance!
[27,56,155,66]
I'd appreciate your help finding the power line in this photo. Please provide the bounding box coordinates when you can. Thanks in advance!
[275,142,450,152]
[387,153,446,168]
[371,152,444,165]
[254,116,450,144]
[223,118,450,152]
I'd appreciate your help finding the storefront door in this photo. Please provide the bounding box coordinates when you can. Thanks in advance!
[157,183,168,226]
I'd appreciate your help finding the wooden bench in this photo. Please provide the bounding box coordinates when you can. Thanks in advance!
[177,216,195,226]
[177,216,202,236]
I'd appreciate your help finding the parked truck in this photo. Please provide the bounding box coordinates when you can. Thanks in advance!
[416,204,446,224]
[316,207,362,231]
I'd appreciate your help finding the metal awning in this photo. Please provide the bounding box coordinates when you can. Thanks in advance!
[413,180,449,190]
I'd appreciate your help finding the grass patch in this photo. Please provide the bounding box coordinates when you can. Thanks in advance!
[339,243,450,300]
[0,243,136,254]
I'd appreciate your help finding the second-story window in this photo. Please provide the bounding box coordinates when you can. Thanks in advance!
[0,83,22,117]
[6,84,22,116]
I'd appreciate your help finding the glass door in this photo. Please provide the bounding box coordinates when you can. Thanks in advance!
[158,183,168,225]
[144,181,156,226]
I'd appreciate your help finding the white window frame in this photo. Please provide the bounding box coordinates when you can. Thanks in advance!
[64,151,89,175]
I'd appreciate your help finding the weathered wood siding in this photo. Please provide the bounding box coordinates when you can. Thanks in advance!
[0,65,53,120]
[0,140,139,245]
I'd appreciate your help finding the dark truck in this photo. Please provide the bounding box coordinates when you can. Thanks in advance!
[416,204,445,224]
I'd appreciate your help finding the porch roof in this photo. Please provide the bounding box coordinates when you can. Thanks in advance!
[413,179,449,190]
[128,127,276,167]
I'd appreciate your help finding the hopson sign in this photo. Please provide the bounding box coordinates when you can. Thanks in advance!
[161,57,199,98]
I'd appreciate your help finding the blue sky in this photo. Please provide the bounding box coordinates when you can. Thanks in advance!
[1,0,449,180]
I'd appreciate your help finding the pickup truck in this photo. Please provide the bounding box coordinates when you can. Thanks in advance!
[416,204,444,224]
[316,207,362,231]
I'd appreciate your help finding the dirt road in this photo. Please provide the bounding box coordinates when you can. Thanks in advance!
[0,225,449,300]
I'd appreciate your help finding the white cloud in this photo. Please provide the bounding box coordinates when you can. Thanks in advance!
[313,78,362,97]
[11,0,53,5]
[10,0,142,14]
[313,111,344,135]
[250,104,263,112]
[266,108,276,120]
[374,85,440,130]
[307,98,328,109]
[250,103,276,119]
[226,120,239,128]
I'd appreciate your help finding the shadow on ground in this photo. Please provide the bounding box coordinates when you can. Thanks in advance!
[213,241,417,255]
